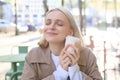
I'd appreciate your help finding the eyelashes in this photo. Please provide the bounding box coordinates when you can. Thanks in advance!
[45,20,63,26]
[45,22,63,26]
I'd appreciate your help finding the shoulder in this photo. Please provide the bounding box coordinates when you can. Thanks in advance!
[29,46,50,55]
[29,46,45,54]
[80,47,95,58]
[78,47,96,65]
[25,46,51,63]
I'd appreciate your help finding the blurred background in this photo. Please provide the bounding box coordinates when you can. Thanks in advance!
[0,0,120,80]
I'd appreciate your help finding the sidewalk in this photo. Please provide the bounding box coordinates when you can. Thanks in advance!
[0,31,40,48]
[0,31,41,56]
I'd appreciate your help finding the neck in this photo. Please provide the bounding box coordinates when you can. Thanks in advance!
[49,42,65,56]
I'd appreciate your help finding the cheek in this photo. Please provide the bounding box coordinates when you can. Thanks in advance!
[62,28,72,35]
[43,27,47,33]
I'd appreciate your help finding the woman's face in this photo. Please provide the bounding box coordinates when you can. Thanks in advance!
[43,10,73,43]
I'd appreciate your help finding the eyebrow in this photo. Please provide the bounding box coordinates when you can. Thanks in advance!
[46,18,64,21]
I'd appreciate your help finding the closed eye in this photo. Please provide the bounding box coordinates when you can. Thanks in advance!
[56,20,63,26]
[45,19,51,25]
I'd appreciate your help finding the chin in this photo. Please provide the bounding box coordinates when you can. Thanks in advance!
[46,38,57,43]
[48,40,59,44]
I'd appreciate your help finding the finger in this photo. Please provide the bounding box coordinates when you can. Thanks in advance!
[66,53,75,64]
[63,57,72,67]
[63,57,71,64]
[60,53,67,62]
[66,45,80,65]
[64,45,77,61]
[61,57,71,70]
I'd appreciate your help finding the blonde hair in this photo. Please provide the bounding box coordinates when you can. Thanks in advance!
[38,7,85,49]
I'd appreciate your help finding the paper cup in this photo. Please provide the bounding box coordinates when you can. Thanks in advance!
[65,36,80,53]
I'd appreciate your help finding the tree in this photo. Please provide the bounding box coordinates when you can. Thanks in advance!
[43,0,49,16]
[0,1,6,19]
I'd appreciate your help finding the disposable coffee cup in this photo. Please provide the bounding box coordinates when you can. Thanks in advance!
[65,36,80,53]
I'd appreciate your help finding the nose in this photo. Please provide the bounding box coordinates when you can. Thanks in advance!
[49,23,55,29]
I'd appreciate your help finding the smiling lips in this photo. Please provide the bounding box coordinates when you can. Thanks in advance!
[46,32,58,36]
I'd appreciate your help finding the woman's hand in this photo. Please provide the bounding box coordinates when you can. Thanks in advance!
[60,45,72,71]
[66,42,80,66]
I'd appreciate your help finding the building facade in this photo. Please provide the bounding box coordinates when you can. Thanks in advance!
[7,0,61,27]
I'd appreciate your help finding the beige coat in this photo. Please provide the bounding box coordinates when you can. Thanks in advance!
[21,47,102,80]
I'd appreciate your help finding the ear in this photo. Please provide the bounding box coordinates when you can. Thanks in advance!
[69,30,73,36]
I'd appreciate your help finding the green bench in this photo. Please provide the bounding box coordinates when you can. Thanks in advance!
[5,46,28,80]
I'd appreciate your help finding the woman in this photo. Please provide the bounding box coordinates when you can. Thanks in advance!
[21,7,102,80]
